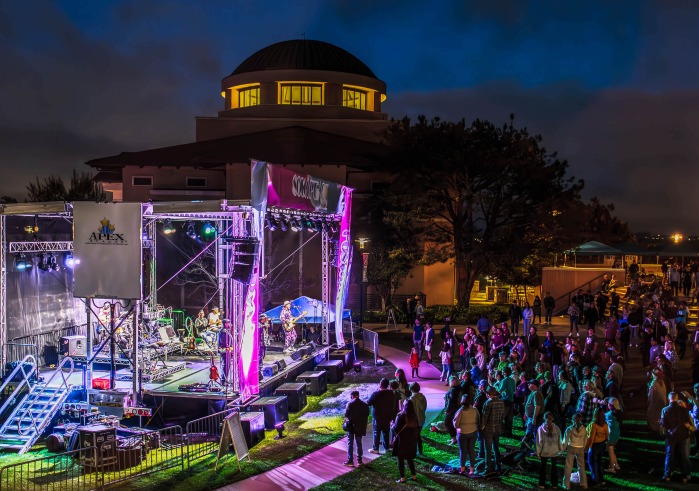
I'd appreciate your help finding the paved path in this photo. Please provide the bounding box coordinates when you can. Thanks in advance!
[216,344,446,491]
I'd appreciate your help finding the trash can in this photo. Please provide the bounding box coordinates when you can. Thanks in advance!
[495,288,509,304]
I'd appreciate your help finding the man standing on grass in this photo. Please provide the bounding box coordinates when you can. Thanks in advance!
[409,382,427,455]
[481,385,505,474]
[660,392,694,483]
[343,390,369,467]
[368,378,398,454]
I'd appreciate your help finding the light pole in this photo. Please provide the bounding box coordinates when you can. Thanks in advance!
[356,238,370,327]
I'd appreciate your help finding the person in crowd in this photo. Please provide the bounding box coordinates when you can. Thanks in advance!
[470,356,482,385]
[647,368,668,434]
[496,365,516,437]
[660,391,694,483]
[536,411,563,489]
[533,295,543,324]
[409,347,420,379]
[586,408,609,487]
[476,314,492,348]
[208,306,222,328]
[525,379,544,444]
[459,369,477,401]
[619,321,630,361]
[439,345,452,383]
[527,326,540,375]
[424,320,435,363]
[576,379,600,426]
[414,300,424,321]
[522,302,534,334]
[685,383,699,456]
[453,393,479,476]
[458,337,467,371]
[514,373,530,424]
[393,368,410,402]
[562,413,588,490]
[509,301,522,336]
[474,380,488,460]
[367,378,398,454]
[568,301,580,337]
[409,382,427,455]
[392,394,419,483]
[412,318,425,360]
[444,376,462,445]
[343,390,370,467]
[481,385,505,474]
[541,370,562,428]
[604,397,622,473]
[543,292,555,326]
[558,370,574,420]
[194,310,208,335]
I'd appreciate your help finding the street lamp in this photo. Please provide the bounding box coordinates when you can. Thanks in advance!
[355,238,370,327]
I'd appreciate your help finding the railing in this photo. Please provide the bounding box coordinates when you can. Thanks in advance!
[551,273,608,316]
[0,355,38,418]
[0,425,185,491]
[361,329,379,364]
[0,445,98,491]
[17,356,74,437]
[6,324,88,368]
[184,408,234,468]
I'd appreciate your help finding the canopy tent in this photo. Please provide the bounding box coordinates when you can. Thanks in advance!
[263,296,351,324]
[657,241,699,257]
[568,241,623,256]
[615,242,657,256]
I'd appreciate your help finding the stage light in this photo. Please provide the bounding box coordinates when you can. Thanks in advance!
[304,220,318,232]
[202,222,216,236]
[290,219,302,232]
[163,220,175,235]
[266,217,277,232]
[48,254,59,271]
[329,222,339,234]
[24,216,39,234]
[37,253,49,272]
[64,253,80,268]
[280,218,289,232]
[15,254,31,271]
[274,422,286,440]
[186,222,197,239]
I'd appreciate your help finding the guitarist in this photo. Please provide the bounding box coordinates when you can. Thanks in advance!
[280,300,297,352]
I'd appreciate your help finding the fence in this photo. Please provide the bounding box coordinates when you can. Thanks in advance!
[6,324,88,368]
[361,329,379,364]
[0,425,184,491]
[184,409,234,468]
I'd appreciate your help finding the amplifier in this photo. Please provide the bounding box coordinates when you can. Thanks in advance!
[62,403,90,413]
[61,335,87,357]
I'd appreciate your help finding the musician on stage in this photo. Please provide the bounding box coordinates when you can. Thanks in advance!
[280,300,297,352]
[259,314,270,361]
[208,306,222,328]
[194,310,208,335]
[218,319,232,385]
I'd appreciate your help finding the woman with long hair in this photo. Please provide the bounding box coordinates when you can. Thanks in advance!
[394,368,410,401]
[392,398,419,483]
[604,397,622,473]
[586,408,609,487]
[453,393,479,476]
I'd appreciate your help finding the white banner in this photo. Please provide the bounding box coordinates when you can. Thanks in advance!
[73,202,143,299]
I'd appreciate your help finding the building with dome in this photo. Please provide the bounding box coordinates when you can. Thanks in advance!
[86,39,402,309]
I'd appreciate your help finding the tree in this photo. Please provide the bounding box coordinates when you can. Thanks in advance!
[26,170,105,202]
[383,115,584,307]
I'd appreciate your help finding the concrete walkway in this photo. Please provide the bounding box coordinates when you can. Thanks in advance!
[217,344,446,491]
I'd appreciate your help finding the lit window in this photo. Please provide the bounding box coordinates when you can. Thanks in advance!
[132,176,152,186]
[186,177,207,187]
[280,84,322,105]
[238,86,260,108]
[343,88,367,110]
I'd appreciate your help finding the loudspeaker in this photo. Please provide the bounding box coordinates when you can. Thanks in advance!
[229,238,260,284]
[309,341,318,351]
[262,364,278,377]
[289,350,302,361]
[276,359,286,370]
[61,336,86,357]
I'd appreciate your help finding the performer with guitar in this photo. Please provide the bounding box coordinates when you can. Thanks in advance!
[259,314,270,361]
[279,301,307,352]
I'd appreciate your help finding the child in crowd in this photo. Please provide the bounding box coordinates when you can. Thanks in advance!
[439,345,452,383]
[409,347,420,378]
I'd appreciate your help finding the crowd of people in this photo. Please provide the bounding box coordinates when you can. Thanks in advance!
[343,267,699,486]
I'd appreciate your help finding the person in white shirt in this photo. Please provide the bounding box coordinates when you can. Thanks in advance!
[562,413,588,489]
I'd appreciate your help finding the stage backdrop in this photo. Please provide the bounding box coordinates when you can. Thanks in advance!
[73,202,142,299]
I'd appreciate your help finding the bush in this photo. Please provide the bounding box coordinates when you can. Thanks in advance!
[353,305,509,325]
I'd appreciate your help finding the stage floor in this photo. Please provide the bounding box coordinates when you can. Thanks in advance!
[36,340,326,401]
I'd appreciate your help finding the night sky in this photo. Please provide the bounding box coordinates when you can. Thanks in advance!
[1,0,697,234]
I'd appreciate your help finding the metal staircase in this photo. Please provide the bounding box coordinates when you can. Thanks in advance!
[0,355,74,454]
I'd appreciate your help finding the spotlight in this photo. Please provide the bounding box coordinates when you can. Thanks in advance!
[274,422,286,440]
[329,222,339,234]
[266,217,277,232]
[37,253,49,272]
[290,219,302,232]
[15,254,31,271]
[64,253,80,268]
[304,219,318,232]
[163,220,175,235]
[186,222,197,239]
[202,222,216,236]
[279,218,289,232]
[48,254,59,271]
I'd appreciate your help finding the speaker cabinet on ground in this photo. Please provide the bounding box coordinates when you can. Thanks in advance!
[274,383,307,413]
[297,370,327,396]
[316,359,344,383]
[240,411,266,448]
[248,396,289,430]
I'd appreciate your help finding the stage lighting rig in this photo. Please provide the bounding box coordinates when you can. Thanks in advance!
[202,222,217,236]
[64,253,80,268]
[15,254,31,271]
[186,222,197,239]
[37,252,49,272]
[290,219,303,232]
[163,220,175,235]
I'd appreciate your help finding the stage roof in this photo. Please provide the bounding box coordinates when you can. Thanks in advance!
[568,240,622,256]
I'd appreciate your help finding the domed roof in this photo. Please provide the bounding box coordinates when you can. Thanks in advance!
[230,40,378,79]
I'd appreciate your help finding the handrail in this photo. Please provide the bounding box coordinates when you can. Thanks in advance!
[0,355,38,417]
[16,356,74,436]
[551,272,608,315]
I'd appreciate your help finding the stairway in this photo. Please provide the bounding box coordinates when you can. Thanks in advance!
[0,356,74,454]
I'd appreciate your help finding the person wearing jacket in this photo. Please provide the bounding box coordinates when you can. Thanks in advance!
[343,390,370,467]
[586,408,609,486]
[367,378,399,454]
[408,382,427,455]
[535,411,564,489]
[392,397,419,483]
[453,393,480,476]
[562,413,588,489]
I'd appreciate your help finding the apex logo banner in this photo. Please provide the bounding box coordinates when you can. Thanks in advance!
[86,218,128,244]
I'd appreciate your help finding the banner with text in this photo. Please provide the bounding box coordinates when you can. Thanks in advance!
[73,202,143,299]
[266,165,344,214]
